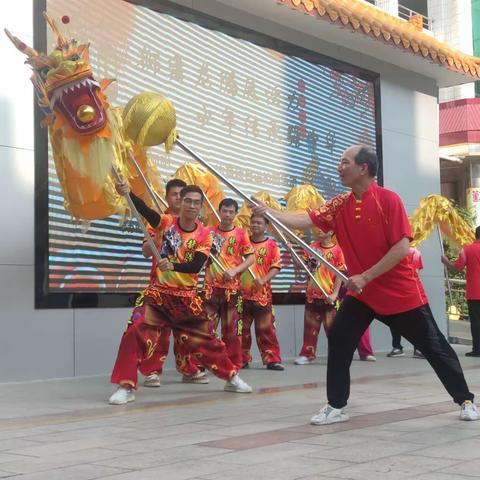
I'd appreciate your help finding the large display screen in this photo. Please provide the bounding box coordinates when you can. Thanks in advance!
[37,0,379,307]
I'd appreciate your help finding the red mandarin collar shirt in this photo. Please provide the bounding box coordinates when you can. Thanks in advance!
[454,240,480,300]
[308,181,427,315]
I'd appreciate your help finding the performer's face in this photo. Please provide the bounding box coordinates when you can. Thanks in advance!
[250,216,267,235]
[219,205,237,226]
[315,229,334,243]
[338,146,365,188]
[166,186,184,215]
[181,192,203,221]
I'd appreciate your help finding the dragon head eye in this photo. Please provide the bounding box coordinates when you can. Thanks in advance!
[38,66,50,80]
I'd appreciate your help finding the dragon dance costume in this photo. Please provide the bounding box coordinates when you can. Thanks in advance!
[240,237,282,366]
[111,195,238,388]
[203,226,254,369]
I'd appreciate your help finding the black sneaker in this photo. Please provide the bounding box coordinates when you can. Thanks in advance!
[387,348,404,357]
[413,349,425,359]
[242,362,250,369]
[266,362,285,371]
[466,351,480,357]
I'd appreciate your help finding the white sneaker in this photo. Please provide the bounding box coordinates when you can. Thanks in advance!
[460,401,480,421]
[295,356,313,365]
[182,371,209,384]
[144,373,161,387]
[109,386,135,405]
[310,404,349,425]
[224,374,253,393]
[361,355,376,362]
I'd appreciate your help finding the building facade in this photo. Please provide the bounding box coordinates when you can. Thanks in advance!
[0,0,477,382]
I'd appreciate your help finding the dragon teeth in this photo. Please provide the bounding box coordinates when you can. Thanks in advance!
[50,78,95,106]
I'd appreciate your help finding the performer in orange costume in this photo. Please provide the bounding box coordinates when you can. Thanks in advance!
[294,230,345,365]
[240,214,284,371]
[203,199,254,369]
[110,185,252,404]
[139,179,206,387]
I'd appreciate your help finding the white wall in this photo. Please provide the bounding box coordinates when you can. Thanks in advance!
[0,0,445,382]
[428,0,476,102]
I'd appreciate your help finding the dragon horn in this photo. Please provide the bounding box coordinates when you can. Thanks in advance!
[4,28,39,58]
[42,11,68,49]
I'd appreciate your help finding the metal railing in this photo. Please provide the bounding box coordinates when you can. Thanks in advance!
[398,4,433,31]
[362,1,433,31]
[447,277,469,321]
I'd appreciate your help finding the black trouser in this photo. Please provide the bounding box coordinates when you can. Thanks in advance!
[390,327,403,349]
[467,300,480,353]
[327,297,474,408]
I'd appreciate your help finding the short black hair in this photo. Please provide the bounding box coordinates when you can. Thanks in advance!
[180,185,203,201]
[166,178,187,194]
[354,146,378,177]
[250,214,269,224]
[219,198,239,213]
[476,226,480,239]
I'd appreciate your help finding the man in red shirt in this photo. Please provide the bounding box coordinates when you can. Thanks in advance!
[442,227,480,357]
[109,185,252,404]
[204,199,255,369]
[253,144,478,423]
[139,179,206,387]
[240,214,283,370]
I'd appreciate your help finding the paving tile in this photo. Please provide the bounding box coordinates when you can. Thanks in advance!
[412,474,476,480]
[0,438,43,451]
[196,457,353,480]
[112,431,231,452]
[410,438,480,461]
[395,425,480,445]
[197,421,301,437]
[303,439,419,463]
[199,428,311,450]
[297,476,363,480]
[441,459,480,477]
[7,438,123,457]
[320,454,461,480]
[3,464,131,480]
[210,442,324,465]
[93,446,231,470]
[289,430,376,447]
[0,452,37,464]
[0,448,125,474]
[94,459,238,480]
[0,471,16,479]
[363,414,459,432]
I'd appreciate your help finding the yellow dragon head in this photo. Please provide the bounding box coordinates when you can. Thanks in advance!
[5,12,107,135]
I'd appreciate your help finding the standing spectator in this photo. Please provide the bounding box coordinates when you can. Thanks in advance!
[442,227,480,357]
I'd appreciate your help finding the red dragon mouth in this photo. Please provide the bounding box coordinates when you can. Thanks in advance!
[50,77,107,134]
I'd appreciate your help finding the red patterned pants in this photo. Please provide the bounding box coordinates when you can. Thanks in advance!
[242,300,282,365]
[203,287,243,369]
[299,299,336,359]
[111,291,237,388]
[299,299,374,359]
[138,327,200,377]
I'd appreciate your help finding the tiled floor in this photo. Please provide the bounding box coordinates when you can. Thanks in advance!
[0,345,479,479]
